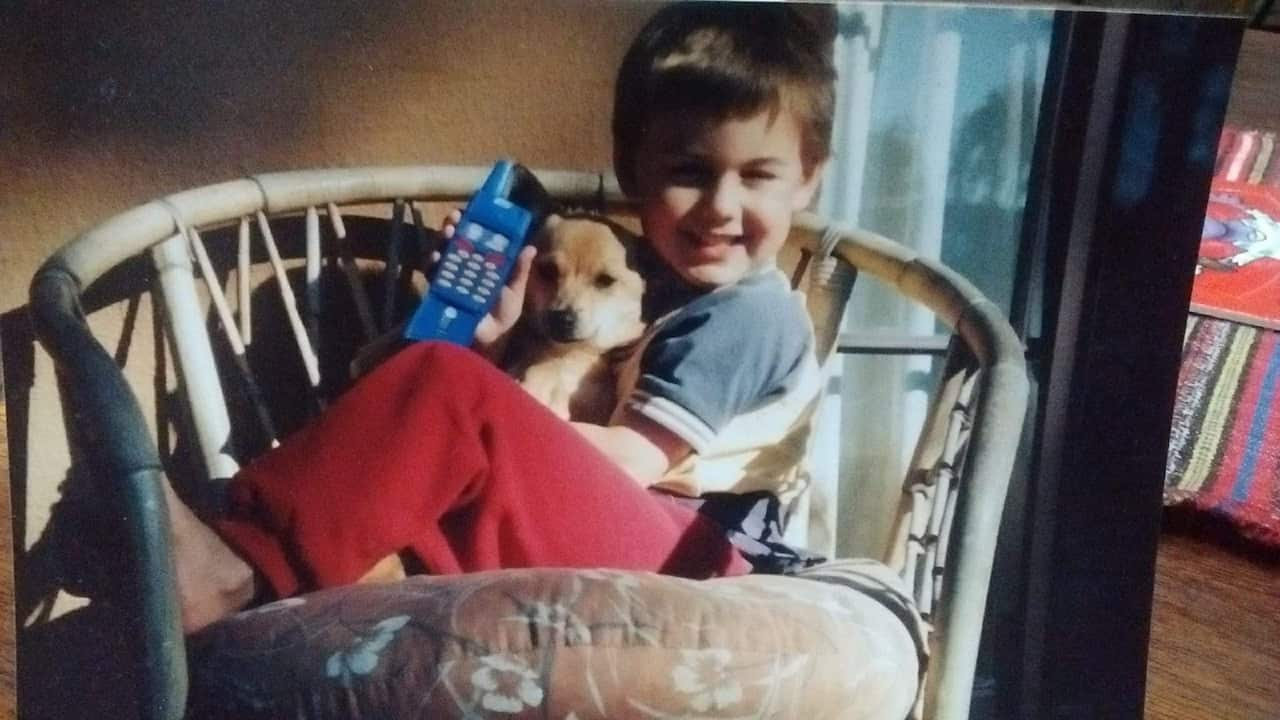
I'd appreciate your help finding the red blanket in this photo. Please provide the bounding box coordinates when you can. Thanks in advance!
[215,341,750,599]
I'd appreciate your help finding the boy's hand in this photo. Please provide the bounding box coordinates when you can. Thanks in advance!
[436,208,537,349]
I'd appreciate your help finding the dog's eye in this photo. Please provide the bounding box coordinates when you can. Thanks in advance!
[594,273,616,289]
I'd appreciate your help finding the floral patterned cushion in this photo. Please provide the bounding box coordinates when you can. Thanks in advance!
[187,560,925,720]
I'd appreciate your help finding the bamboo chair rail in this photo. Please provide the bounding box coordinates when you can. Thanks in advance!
[28,165,1028,720]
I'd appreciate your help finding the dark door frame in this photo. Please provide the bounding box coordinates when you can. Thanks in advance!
[1001,9,1245,720]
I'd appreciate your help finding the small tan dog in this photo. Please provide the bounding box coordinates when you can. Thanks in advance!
[501,213,647,424]
[356,213,647,585]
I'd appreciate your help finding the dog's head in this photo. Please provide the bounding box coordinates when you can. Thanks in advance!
[525,214,646,351]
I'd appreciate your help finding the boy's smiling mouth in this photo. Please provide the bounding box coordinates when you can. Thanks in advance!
[682,231,741,252]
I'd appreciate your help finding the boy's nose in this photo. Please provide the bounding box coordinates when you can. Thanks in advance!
[703,176,742,224]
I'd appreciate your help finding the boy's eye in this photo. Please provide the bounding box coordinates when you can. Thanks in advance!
[594,273,616,289]
[666,162,710,185]
[742,166,782,184]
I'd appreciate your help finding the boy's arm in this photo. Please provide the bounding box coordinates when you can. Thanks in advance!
[571,409,691,486]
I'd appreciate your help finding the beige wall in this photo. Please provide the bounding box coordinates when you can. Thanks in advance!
[2,0,657,526]
[1,2,655,713]
[2,0,654,308]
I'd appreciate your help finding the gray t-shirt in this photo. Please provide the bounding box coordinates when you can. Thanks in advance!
[614,262,823,501]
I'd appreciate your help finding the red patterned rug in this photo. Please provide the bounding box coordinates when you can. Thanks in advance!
[1165,127,1280,555]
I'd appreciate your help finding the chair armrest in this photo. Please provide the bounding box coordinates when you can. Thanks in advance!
[29,262,188,720]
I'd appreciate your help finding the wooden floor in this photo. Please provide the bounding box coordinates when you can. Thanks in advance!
[1145,533,1280,719]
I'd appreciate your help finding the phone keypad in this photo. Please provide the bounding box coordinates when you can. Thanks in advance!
[431,220,516,313]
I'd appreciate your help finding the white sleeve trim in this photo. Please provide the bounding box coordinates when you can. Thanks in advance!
[627,391,716,454]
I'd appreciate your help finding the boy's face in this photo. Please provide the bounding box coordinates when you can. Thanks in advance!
[631,107,823,289]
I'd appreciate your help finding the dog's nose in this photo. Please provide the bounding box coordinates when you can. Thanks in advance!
[545,309,578,341]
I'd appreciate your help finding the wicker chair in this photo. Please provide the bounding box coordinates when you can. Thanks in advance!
[29,165,1027,720]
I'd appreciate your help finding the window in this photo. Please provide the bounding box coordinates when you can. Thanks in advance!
[800,4,1052,560]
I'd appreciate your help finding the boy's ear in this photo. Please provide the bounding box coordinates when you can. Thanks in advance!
[792,159,827,211]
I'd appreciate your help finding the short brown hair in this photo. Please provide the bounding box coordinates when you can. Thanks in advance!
[612,2,836,196]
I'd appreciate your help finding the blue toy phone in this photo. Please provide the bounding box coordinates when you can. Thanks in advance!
[404,160,549,344]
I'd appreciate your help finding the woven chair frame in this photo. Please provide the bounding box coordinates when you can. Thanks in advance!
[29,165,1028,720]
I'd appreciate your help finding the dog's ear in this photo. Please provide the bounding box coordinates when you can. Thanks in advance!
[609,223,645,272]
[531,213,563,252]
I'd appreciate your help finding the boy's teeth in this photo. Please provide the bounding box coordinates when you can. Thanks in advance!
[690,233,735,245]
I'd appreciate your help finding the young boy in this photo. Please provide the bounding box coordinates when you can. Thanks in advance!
[169,1,836,634]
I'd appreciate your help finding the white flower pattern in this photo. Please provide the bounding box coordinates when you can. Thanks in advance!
[670,648,743,713]
[470,653,545,713]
